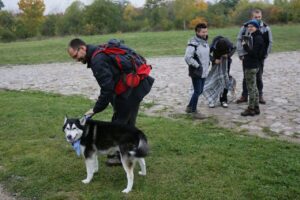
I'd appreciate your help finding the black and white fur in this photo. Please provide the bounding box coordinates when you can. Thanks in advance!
[62,116,149,193]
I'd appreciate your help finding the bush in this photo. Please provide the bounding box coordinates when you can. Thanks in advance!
[0,29,16,42]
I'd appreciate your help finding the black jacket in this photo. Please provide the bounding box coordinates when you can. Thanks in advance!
[242,30,265,69]
[86,45,154,113]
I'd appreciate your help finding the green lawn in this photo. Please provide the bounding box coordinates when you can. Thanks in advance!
[0,90,299,199]
[0,24,299,65]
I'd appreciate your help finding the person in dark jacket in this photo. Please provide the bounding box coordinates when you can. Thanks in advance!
[208,36,236,108]
[67,38,154,165]
[240,20,265,116]
[236,9,273,104]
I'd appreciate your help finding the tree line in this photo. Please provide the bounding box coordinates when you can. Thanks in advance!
[0,0,299,42]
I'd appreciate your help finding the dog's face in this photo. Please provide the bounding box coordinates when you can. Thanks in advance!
[63,117,84,143]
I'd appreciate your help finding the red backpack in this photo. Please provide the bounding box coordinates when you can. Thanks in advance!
[92,39,152,95]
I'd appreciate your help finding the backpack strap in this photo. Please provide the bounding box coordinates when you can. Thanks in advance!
[188,44,200,64]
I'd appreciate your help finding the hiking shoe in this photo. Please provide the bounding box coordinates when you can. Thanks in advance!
[192,112,207,120]
[185,106,192,113]
[208,103,215,108]
[221,102,228,108]
[236,96,248,104]
[259,96,266,104]
[106,155,122,167]
[241,107,256,116]
[254,106,260,115]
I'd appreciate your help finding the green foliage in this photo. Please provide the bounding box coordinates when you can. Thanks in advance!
[84,0,123,34]
[1,1,300,40]
[0,24,299,65]
[0,90,300,199]
[0,11,16,31]
[40,14,60,36]
[0,29,16,42]
[18,0,45,37]
[55,1,85,36]
[14,17,32,39]
[0,10,17,41]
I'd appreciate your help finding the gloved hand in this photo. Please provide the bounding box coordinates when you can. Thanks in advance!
[84,108,94,119]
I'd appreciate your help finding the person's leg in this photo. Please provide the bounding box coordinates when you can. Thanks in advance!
[108,96,141,166]
[237,65,248,103]
[257,61,266,104]
[188,78,206,119]
[241,68,258,116]
[220,58,231,105]
[187,77,202,113]
[112,95,140,126]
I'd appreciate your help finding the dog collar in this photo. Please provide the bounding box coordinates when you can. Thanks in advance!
[72,140,81,157]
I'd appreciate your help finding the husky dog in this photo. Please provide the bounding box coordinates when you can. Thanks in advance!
[62,116,149,193]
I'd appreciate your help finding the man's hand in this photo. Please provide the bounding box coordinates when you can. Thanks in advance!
[84,108,94,119]
[214,59,221,64]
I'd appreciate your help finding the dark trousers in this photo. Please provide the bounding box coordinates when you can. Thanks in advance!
[220,58,232,103]
[109,92,141,159]
[188,77,206,112]
[242,61,264,97]
[111,92,141,126]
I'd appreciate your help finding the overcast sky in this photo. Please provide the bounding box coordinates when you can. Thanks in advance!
[2,0,146,14]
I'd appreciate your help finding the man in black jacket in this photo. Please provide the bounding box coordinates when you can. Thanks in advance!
[67,38,154,165]
[236,9,273,104]
[240,20,265,116]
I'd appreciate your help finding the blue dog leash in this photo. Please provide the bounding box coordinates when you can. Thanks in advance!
[72,140,81,157]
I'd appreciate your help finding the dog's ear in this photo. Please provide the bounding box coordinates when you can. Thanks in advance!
[79,116,87,126]
[64,115,68,125]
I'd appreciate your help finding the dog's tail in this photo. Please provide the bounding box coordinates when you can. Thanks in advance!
[130,130,149,158]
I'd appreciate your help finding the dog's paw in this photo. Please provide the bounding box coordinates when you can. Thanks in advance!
[81,179,91,184]
[138,171,146,176]
[122,188,131,193]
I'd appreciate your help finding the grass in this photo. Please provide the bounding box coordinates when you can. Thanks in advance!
[0,90,299,199]
[0,24,299,65]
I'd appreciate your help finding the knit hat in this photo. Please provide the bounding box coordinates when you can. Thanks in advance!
[245,19,260,29]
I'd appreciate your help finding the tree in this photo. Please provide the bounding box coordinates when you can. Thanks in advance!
[56,1,85,35]
[144,0,164,30]
[40,14,60,36]
[0,11,17,42]
[18,0,45,37]
[174,0,207,30]
[0,11,16,31]
[84,0,123,34]
[0,0,4,10]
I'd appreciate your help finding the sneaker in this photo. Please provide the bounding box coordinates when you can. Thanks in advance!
[221,102,228,108]
[236,96,248,104]
[259,96,266,104]
[241,107,256,116]
[208,103,215,108]
[106,155,122,167]
[191,112,207,120]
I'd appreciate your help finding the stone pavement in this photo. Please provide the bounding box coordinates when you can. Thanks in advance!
[0,52,299,142]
